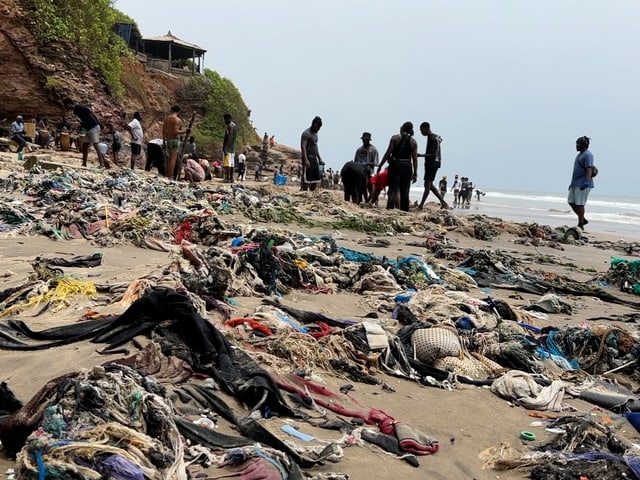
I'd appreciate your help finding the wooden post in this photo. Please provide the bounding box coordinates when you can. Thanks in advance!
[168,42,172,73]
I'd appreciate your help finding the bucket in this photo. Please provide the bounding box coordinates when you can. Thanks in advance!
[60,133,70,151]
[77,134,85,152]
[275,174,287,186]
[38,130,50,147]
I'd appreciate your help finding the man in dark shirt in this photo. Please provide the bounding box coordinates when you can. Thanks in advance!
[63,98,109,168]
[417,122,449,209]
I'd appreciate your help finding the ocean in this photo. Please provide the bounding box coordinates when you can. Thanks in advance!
[409,187,640,240]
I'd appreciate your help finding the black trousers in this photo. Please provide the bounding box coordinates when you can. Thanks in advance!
[146,143,166,176]
[12,134,27,152]
[387,159,412,211]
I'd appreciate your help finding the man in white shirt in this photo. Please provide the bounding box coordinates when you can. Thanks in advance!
[126,112,144,169]
[237,151,246,182]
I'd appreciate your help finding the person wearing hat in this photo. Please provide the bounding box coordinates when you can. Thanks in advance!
[11,115,30,154]
[354,132,379,193]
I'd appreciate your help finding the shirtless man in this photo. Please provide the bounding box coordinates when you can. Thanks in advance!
[162,105,185,179]
[300,116,323,192]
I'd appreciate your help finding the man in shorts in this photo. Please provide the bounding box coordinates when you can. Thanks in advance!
[162,105,185,179]
[223,113,237,183]
[568,136,595,230]
[63,98,109,168]
[417,122,449,209]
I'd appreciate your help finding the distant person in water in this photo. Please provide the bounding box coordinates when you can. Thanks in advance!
[300,116,323,192]
[439,175,448,199]
[451,174,461,207]
[568,135,595,230]
[417,122,449,209]
[459,177,470,208]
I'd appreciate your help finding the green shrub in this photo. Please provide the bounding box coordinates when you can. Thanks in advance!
[44,76,62,90]
[177,69,258,155]
[23,0,127,96]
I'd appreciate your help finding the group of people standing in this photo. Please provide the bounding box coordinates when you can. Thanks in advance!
[449,175,484,208]
[55,100,238,185]
[300,118,452,212]
[297,116,496,213]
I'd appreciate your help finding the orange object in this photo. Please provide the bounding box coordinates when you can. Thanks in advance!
[528,411,558,419]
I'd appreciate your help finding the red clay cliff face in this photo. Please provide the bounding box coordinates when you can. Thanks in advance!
[0,0,181,137]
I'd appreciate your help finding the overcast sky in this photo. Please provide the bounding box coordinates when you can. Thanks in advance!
[116,0,639,196]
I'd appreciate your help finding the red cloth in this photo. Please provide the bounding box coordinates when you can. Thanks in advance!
[225,318,273,337]
[370,169,389,189]
[274,373,438,455]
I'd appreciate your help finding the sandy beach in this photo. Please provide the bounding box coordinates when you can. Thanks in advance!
[1,148,640,480]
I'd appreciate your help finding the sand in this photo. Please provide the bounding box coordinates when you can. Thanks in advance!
[1,149,640,480]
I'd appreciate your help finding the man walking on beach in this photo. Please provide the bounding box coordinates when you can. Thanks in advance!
[63,98,109,168]
[300,116,324,192]
[223,113,237,183]
[126,111,143,170]
[568,135,595,230]
[418,122,449,209]
[163,105,185,179]
[354,132,379,194]
[377,121,418,212]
